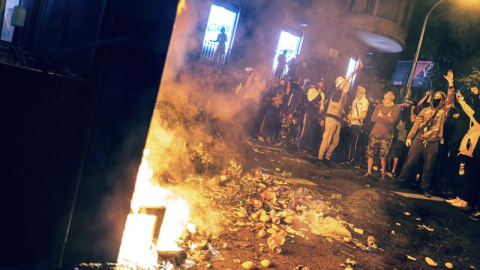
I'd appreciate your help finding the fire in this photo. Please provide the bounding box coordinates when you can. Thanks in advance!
[117,149,194,267]
[177,0,187,16]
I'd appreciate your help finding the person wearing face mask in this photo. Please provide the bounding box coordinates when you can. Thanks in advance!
[300,83,325,155]
[397,70,455,198]
[363,91,401,180]
[315,62,364,166]
[345,84,370,166]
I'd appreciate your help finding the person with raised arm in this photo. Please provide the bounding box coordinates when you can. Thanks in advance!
[397,70,455,198]
[315,61,364,166]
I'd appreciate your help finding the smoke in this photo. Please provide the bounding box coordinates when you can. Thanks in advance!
[134,0,251,238]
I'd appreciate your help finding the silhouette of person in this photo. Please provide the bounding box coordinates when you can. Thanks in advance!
[274,50,287,79]
[211,27,228,64]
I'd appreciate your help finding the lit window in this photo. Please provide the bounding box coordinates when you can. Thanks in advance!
[346,58,359,87]
[272,27,303,79]
[1,0,20,42]
[200,3,238,66]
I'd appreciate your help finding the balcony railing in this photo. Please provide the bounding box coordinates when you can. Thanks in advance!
[200,40,232,67]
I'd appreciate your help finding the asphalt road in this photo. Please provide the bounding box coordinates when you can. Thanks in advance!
[220,141,480,270]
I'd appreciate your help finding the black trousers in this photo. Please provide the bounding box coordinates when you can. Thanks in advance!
[300,112,320,152]
[440,149,458,195]
[346,125,363,164]
[454,154,480,207]
[398,138,439,191]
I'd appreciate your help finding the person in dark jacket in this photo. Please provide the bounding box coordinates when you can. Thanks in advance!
[275,79,305,149]
[258,79,287,143]
[300,83,325,155]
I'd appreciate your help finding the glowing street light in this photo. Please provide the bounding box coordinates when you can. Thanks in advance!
[404,0,446,101]
[404,0,480,101]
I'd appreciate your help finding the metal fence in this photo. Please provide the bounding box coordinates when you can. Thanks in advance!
[200,40,232,67]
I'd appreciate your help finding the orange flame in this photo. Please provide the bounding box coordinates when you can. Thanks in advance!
[117,149,194,267]
[177,0,187,16]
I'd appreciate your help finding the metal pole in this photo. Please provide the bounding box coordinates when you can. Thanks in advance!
[404,0,447,101]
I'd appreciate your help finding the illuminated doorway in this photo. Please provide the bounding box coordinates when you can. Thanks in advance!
[272,27,303,79]
[200,3,239,66]
[0,0,19,42]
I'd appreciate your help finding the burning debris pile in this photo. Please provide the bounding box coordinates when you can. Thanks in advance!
[110,160,372,270]
[145,90,251,181]
[159,163,366,269]
[77,77,372,270]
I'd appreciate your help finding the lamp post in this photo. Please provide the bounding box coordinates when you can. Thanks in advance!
[404,0,447,101]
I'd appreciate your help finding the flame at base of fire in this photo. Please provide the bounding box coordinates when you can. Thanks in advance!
[157,200,191,251]
[117,149,194,268]
[117,214,158,267]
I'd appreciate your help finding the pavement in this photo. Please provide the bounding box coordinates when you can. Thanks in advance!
[239,140,480,270]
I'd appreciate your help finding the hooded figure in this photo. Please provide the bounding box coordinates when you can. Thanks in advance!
[407,91,450,142]
[397,70,455,198]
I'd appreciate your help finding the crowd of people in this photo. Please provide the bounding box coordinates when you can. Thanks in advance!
[246,63,480,222]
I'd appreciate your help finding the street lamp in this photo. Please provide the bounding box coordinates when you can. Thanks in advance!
[404,0,447,101]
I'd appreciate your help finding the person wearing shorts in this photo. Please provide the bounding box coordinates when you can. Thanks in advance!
[363,91,401,180]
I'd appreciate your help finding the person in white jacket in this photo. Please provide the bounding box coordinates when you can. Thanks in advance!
[445,87,480,217]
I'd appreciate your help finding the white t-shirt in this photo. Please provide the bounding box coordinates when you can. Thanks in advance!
[350,97,369,126]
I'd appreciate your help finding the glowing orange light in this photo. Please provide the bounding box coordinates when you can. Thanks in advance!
[117,148,193,267]
[177,0,187,16]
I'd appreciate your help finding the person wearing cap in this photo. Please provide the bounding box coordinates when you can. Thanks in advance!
[385,99,416,179]
[397,70,455,198]
[316,61,364,166]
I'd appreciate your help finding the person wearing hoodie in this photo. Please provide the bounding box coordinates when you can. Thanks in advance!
[316,61,364,166]
[397,70,455,198]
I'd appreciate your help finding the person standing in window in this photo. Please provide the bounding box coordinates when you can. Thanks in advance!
[211,27,228,64]
[274,50,287,79]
